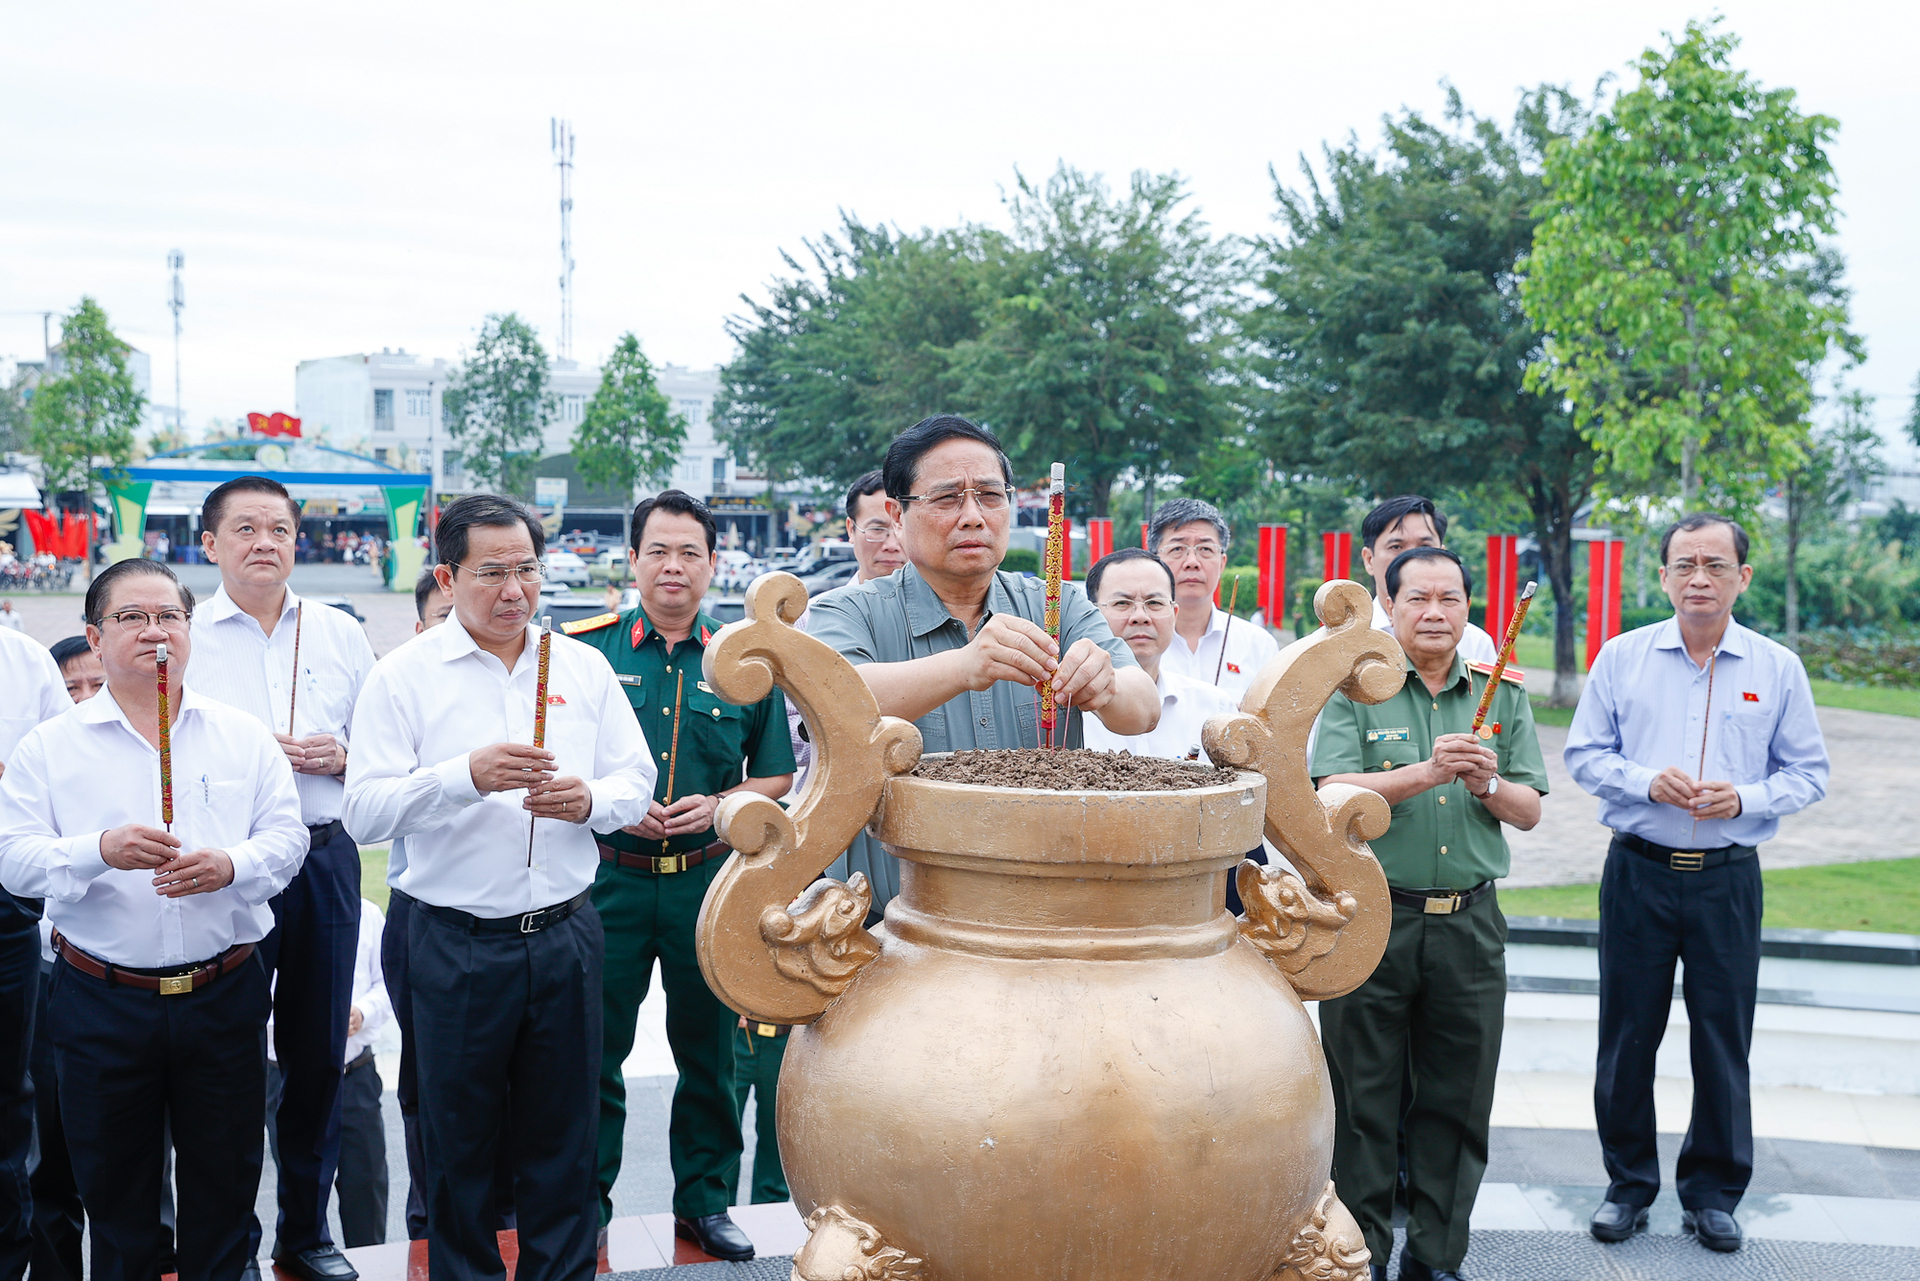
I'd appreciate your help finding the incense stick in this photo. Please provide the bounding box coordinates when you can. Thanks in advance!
[1471,580,1537,738]
[660,669,685,855]
[1041,463,1065,748]
[287,602,304,736]
[1690,645,1720,843]
[156,641,174,833]
[526,615,552,866]
[1213,575,1240,685]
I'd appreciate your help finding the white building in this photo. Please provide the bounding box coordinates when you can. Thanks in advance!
[295,349,450,477]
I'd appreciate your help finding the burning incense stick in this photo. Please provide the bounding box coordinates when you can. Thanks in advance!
[1213,574,1240,685]
[287,602,304,735]
[156,641,174,833]
[1471,580,1537,739]
[1041,463,1065,748]
[526,615,552,866]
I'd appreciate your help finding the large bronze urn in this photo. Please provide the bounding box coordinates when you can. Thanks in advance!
[699,576,1405,1281]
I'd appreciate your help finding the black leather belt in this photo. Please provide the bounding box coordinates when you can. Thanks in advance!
[1613,831,1756,872]
[308,819,344,850]
[415,888,591,935]
[1388,880,1495,916]
[597,839,728,875]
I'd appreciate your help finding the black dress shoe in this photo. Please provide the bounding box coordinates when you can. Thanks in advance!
[674,1213,755,1262]
[1589,1200,1650,1242]
[273,1245,360,1281]
[1683,1208,1743,1252]
[1396,1256,1463,1281]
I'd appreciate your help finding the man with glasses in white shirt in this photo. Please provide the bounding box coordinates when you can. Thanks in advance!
[1359,496,1497,666]
[189,476,376,1281]
[1082,549,1237,764]
[344,494,655,1281]
[0,558,308,1281]
[1149,498,1280,700]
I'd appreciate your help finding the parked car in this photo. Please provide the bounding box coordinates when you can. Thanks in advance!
[305,595,367,623]
[702,593,748,625]
[801,560,861,597]
[543,550,590,587]
[533,591,615,629]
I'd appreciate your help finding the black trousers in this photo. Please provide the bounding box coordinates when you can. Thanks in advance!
[1595,837,1761,1213]
[411,903,601,1281]
[48,952,270,1281]
[28,963,82,1281]
[0,895,40,1281]
[266,1053,388,1250]
[383,892,512,1243]
[251,825,359,1260]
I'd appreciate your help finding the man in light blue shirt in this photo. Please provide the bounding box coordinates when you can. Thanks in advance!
[1565,513,1828,1255]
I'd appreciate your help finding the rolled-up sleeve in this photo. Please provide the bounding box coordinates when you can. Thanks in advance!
[1735,660,1828,820]
[1565,646,1659,804]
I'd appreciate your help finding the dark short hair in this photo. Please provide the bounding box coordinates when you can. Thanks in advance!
[631,489,717,553]
[202,475,301,537]
[1362,495,1447,551]
[1660,512,1750,566]
[435,494,545,572]
[84,558,194,626]
[1085,548,1176,603]
[50,635,93,668]
[882,415,1013,503]
[1147,498,1232,555]
[845,470,886,522]
[1383,546,1472,602]
[413,567,445,621]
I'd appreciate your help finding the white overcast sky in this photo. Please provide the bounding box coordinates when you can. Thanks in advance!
[3,0,1915,461]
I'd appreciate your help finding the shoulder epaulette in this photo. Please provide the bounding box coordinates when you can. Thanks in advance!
[561,613,620,636]
[1467,660,1527,686]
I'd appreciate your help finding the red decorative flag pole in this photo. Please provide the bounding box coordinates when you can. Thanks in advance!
[1471,581,1536,739]
[1041,463,1065,748]
[156,641,175,833]
[527,615,553,866]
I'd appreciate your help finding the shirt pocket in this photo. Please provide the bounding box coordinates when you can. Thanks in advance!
[1716,707,1775,783]
[1360,729,1423,775]
[188,780,258,855]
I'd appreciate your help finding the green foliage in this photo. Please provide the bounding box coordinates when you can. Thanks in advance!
[1876,501,1920,557]
[573,334,686,530]
[443,313,554,493]
[27,297,144,495]
[1521,20,1859,507]
[1745,535,1919,632]
[0,374,28,456]
[1000,547,1039,574]
[1779,386,1887,642]
[1789,627,1920,689]
[955,165,1239,515]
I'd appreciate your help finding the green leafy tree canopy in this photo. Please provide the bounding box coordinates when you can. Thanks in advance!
[573,334,687,542]
[1520,19,1859,507]
[27,297,144,496]
[443,313,554,493]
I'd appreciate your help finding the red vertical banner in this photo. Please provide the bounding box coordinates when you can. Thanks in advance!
[1140,522,1150,551]
[1258,524,1287,627]
[1063,522,1074,582]
[1486,535,1519,641]
[1321,530,1352,582]
[1087,517,1113,566]
[1585,538,1625,668]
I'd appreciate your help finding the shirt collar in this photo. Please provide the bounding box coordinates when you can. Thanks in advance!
[77,683,220,729]
[1650,614,1751,659]
[627,606,714,650]
[1401,649,1473,693]
[200,583,302,628]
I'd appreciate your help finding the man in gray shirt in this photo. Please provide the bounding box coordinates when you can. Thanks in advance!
[807,416,1160,910]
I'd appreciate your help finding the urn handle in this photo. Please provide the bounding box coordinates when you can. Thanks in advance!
[1202,580,1403,1000]
[697,573,922,1024]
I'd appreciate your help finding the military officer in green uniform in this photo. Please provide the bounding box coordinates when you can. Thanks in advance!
[1310,546,1547,1281]
[563,490,794,1264]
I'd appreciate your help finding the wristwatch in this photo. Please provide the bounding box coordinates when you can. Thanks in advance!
[1475,775,1500,799]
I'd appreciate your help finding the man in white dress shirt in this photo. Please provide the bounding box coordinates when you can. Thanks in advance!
[0,625,71,1281]
[1360,496,1498,665]
[343,495,655,1281]
[1082,549,1238,764]
[0,558,308,1281]
[191,476,375,1281]
[1148,498,1280,700]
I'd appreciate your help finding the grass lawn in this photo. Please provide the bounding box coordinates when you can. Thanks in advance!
[360,847,389,911]
[1501,856,1920,935]
[1515,638,1917,719]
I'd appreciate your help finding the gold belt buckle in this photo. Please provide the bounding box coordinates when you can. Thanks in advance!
[1423,896,1457,915]
[158,974,194,995]
[756,1022,778,1037]
[651,854,682,874]
[1669,851,1705,871]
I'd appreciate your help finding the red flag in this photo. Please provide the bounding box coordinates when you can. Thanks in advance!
[248,412,303,438]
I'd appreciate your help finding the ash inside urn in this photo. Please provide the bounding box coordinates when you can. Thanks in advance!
[911,748,1236,792]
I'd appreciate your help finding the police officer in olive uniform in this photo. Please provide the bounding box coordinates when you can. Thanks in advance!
[563,491,794,1264]
[1310,547,1548,1281]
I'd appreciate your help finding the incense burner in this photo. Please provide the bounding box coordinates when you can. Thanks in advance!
[699,575,1404,1281]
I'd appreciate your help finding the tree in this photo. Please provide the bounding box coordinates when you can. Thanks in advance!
[1780,386,1885,648]
[573,334,688,546]
[1521,20,1859,507]
[28,298,145,574]
[443,313,554,494]
[717,217,997,492]
[956,164,1238,514]
[1246,88,1599,703]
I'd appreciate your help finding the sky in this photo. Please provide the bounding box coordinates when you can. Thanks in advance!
[3,0,1916,465]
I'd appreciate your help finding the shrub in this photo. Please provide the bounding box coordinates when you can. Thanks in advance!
[1001,548,1040,575]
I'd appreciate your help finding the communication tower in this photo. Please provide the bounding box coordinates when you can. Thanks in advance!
[167,249,185,431]
[550,119,575,361]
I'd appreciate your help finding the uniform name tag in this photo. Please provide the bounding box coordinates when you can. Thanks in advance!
[1365,728,1411,744]
[617,674,644,687]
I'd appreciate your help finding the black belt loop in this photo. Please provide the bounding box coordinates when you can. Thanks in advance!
[307,819,344,850]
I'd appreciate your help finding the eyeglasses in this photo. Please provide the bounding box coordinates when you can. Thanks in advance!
[898,486,1013,515]
[1667,559,1738,580]
[451,562,546,587]
[1098,596,1174,617]
[1159,541,1222,562]
[853,520,898,543]
[97,608,191,632]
